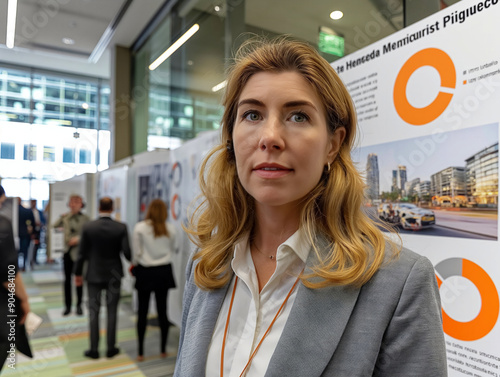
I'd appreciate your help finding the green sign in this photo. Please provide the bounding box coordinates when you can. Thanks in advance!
[318,31,344,57]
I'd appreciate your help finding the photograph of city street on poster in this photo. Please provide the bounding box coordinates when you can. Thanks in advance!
[353,123,498,240]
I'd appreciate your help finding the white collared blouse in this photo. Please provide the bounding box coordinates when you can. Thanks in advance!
[206,229,311,377]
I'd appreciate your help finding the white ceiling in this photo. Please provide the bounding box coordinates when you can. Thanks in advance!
[0,0,461,79]
[0,0,165,77]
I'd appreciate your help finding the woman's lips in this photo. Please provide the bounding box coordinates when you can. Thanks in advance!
[253,164,292,178]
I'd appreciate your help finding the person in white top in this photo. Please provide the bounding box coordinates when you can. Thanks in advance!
[131,199,177,362]
[174,38,447,377]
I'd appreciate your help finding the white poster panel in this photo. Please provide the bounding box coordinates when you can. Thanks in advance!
[335,1,500,375]
[167,131,220,326]
[98,167,128,223]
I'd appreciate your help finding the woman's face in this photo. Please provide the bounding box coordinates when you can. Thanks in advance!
[232,71,345,212]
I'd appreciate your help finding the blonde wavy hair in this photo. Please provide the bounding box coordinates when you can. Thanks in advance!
[186,37,400,290]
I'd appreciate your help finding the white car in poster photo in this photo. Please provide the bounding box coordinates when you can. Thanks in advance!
[393,203,436,230]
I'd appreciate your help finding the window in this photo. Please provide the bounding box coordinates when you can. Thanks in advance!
[23,145,37,161]
[0,143,15,159]
[79,149,91,164]
[63,148,75,163]
[43,146,55,162]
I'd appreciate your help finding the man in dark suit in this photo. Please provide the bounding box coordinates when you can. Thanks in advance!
[74,197,131,360]
[30,199,46,267]
[18,198,35,271]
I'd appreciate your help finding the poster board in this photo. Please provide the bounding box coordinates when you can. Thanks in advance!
[335,1,499,375]
[132,131,220,326]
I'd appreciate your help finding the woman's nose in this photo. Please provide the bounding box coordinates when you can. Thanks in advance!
[258,117,285,151]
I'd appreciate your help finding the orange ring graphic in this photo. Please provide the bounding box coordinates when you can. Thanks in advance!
[436,258,499,341]
[171,194,180,220]
[394,48,455,125]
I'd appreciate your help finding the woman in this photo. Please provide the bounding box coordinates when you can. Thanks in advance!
[132,199,177,361]
[174,38,447,376]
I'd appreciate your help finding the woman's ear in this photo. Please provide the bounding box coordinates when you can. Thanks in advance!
[327,126,347,162]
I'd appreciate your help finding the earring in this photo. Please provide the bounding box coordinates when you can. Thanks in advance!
[324,162,331,173]
[226,140,234,161]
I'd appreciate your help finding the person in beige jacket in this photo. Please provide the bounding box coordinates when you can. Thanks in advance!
[53,194,89,316]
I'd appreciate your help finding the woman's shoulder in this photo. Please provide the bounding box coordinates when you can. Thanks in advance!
[372,244,437,289]
[386,245,433,269]
[134,220,150,231]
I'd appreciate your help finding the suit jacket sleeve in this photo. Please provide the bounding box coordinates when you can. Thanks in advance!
[52,215,64,229]
[121,224,131,262]
[74,225,89,276]
[373,256,447,376]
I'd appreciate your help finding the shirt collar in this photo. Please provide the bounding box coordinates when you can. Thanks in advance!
[280,228,311,264]
[232,227,311,266]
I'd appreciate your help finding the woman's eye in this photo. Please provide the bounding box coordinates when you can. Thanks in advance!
[290,112,308,123]
[244,112,261,121]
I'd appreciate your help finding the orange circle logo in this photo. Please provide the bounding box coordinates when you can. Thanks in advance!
[435,258,499,341]
[171,194,180,220]
[394,48,455,125]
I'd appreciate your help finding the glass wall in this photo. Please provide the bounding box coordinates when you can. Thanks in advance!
[131,0,416,150]
[133,5,226,151]
[0,65,110,204]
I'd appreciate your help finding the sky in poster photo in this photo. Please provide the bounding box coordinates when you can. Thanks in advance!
[352,123,499,193]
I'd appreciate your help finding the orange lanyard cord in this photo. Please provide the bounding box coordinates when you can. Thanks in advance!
[220,273,302,377]
[221,276,239,377]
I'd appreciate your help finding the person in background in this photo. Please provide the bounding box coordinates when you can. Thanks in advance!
[53,194,90,316]
[30,199,46,267]
[74,197,131,360]
[173,38,447,377]
[18,198,35,272]
[43,200,55,264]
[131,198,177,362]
[0,186,30,371]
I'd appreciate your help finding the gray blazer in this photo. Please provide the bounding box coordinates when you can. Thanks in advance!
[174,242,447,377]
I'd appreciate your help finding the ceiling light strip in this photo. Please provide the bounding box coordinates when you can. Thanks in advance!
[149,24,200,71]
[88,0,134,63]
[6,0,18,49]
[211,80,227,92]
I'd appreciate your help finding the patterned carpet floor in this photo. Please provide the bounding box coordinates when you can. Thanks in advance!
[4,263,180,377]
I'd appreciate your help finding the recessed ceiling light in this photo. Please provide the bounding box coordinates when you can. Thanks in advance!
[63,37,75,45]
[330,10,343,20]
[214,5,221,12]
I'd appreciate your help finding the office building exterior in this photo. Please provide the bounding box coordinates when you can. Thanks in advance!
[431,166,467,198]
[398,165,407,194]
[366,153,380,200]
[465,142,498,207]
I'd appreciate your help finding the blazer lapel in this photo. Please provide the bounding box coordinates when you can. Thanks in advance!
[183,277,232,376]
[265,240,361,377]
